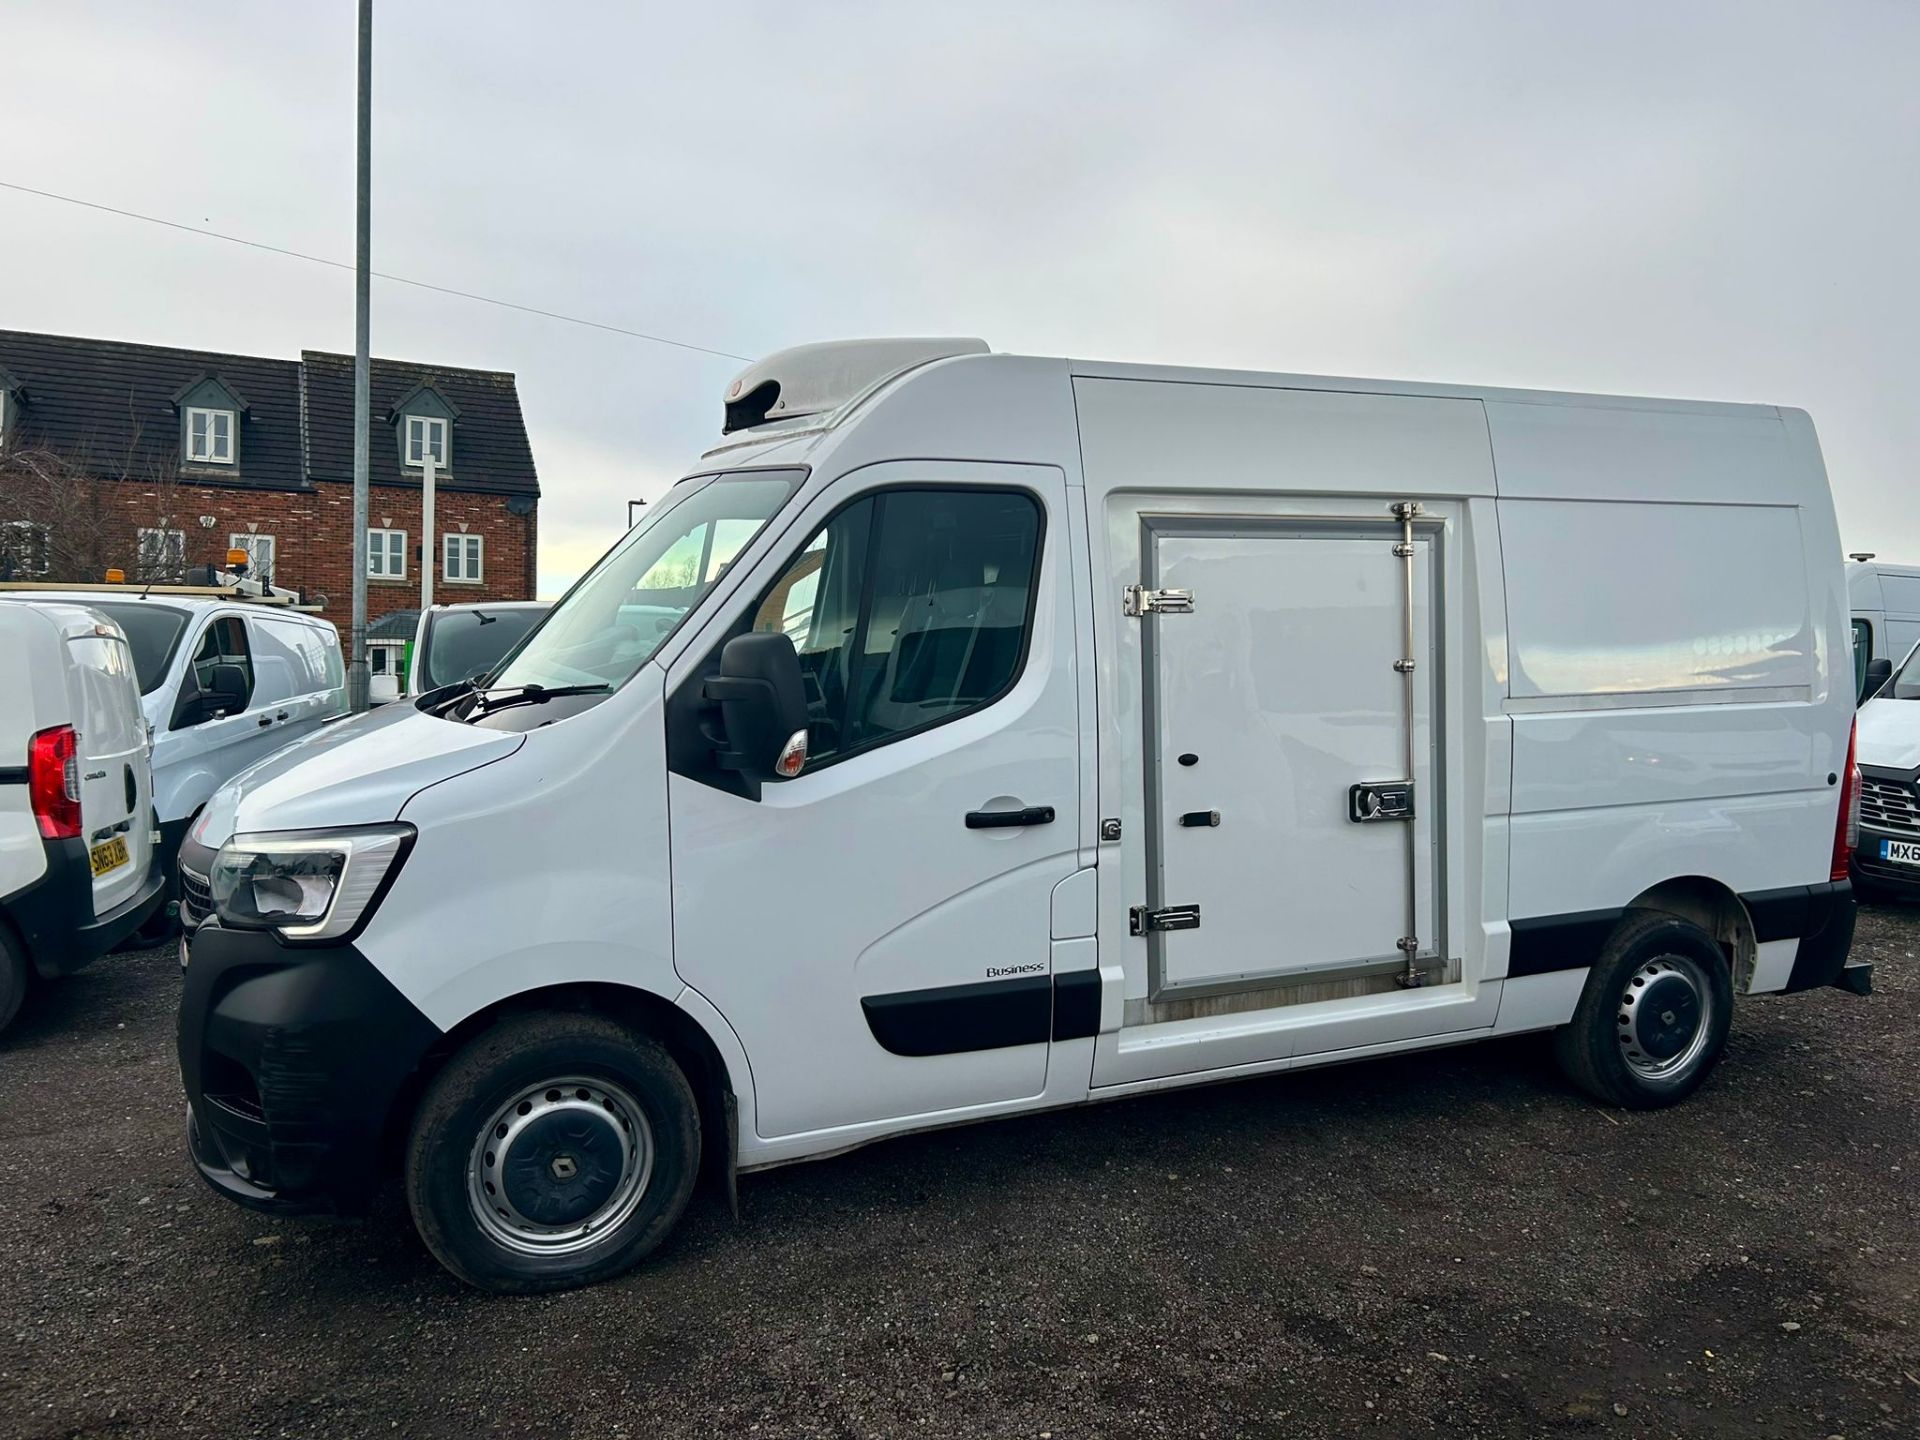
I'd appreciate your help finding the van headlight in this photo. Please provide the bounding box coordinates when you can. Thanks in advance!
[208,825,415,942]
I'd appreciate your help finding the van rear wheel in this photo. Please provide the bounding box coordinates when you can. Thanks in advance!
[405,1012,700,1293]
[0,925,28,1034]
[1552,910,1733,1109]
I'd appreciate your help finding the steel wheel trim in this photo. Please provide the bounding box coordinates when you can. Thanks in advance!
[1615,952,1715,1082]
[466,1075,654,1258]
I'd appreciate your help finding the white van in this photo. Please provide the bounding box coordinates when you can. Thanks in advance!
[1,603,164,1030]
[1846,556,1920,700]
[178,338,1864,1293]
[1850,636,1920,898]
[0,588,345,924]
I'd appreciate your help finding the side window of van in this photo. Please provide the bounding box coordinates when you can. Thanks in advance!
[1852,618,1872,701]
[181,617,255,722]
[749,488,1042,765]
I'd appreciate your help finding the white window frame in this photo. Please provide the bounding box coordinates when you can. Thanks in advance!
[404,415,449,469]
[442,532,484,584]
[137,526,187,579]
[2,519,51,577]
[185,406,235,464]
[229,532,276,578]
[368,527,407,580]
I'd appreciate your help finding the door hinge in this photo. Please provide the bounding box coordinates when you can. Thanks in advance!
[1131,902,1201,935]
[1123,584,1194,617]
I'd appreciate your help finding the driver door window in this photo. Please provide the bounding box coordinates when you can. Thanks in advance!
[750,488,1042,766]
[173,617,255,728]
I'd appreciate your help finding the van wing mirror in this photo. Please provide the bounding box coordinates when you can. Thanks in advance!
[704,632,810,790]
[1862,657,1893,704]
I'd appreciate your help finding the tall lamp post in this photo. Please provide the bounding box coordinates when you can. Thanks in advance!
[347,0,373,711]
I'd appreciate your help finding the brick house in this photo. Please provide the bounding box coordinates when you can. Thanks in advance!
[0,329,539,618]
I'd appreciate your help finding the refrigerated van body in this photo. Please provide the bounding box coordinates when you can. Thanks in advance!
[179,339,1862,1291]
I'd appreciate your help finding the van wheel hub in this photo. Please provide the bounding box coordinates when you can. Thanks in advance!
[1616,954,1713,1079]
[468,1077,653,1255]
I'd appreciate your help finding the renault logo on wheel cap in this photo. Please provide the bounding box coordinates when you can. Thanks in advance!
[550,1155,578,1181]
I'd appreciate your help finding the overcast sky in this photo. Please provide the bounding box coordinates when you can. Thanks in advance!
[4,1,1916,595]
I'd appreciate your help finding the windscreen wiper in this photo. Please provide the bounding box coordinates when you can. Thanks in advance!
[472,682,610,714]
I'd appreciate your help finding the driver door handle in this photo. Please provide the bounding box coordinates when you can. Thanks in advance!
[965,805,1055,829]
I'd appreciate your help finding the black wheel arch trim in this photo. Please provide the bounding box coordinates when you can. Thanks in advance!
[1506,881,1855,991]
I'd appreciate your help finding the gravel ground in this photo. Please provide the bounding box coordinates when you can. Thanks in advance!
[0,910,1914,1440]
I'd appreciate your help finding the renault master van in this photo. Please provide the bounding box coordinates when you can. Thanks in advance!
[1,603,163,1030]
[179,339,1864,1292]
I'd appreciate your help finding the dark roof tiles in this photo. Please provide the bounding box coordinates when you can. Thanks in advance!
[0,330,538,498]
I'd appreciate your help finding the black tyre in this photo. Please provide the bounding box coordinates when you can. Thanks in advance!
[405,1011,701,1294]
[0,923,28,1035]
[1552,910,1734,1109]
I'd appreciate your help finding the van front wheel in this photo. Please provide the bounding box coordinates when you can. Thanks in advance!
[405,1012,701,1293]
[1552,910,1733,1109]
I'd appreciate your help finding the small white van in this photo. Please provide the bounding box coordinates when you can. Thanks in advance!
[0,587,345,922]
[1,603,164,1030]
[179,339,1865,1292]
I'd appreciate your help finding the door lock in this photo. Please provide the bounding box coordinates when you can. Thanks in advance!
[1348,780,1415,823]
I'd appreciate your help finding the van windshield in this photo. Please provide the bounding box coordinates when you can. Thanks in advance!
[421,607,548,690]
[83,602,190,695]
[489,468,805,694]
[1891,644,1920,699]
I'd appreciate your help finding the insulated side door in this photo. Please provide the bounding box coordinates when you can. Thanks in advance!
[667,463,1080,1141]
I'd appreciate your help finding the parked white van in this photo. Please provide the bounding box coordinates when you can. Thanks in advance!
[1,603,164,1030]
[1850,635,1920,898]
[0,586,345,926]
[1846,555,1920,700]
[179,338,1865,1292]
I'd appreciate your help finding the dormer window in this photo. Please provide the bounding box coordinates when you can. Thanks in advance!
[172,374,248,469]
[389,381,459,474]
[405,414,448,469]
[186,406,235,464]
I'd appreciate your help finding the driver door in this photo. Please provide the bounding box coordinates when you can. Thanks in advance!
[666,463,1081,1141]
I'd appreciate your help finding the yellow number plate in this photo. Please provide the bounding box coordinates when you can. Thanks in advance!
[89,836,130,877]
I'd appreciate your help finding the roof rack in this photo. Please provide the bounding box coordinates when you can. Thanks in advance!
[0,578,320,611]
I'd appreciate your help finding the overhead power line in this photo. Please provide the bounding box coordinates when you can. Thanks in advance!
[0,178,752,364]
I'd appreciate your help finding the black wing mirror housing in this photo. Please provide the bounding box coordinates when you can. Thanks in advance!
[704,632,810,797]
[1862,657,1893,704]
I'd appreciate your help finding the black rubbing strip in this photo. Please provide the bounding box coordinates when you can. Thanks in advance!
[1506,908,1623,978]
[861,975,1051,1057]
[1052,969,1102,1041]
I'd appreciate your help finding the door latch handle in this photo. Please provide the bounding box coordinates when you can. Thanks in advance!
[1348,780,1415,822]
[256,716,273,728]
[965,805,1056,829]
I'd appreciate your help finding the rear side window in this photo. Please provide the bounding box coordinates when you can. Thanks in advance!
[749,488,1042,766]
[1852,617,1872,701]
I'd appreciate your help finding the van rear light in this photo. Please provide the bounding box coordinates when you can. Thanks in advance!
[29,725,82,840]
[1831,718,1860,883]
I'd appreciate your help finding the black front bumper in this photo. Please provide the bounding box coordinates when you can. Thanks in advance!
[1852,826,1920,899]
[177,923,441,1214]
[4,834,167,978]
